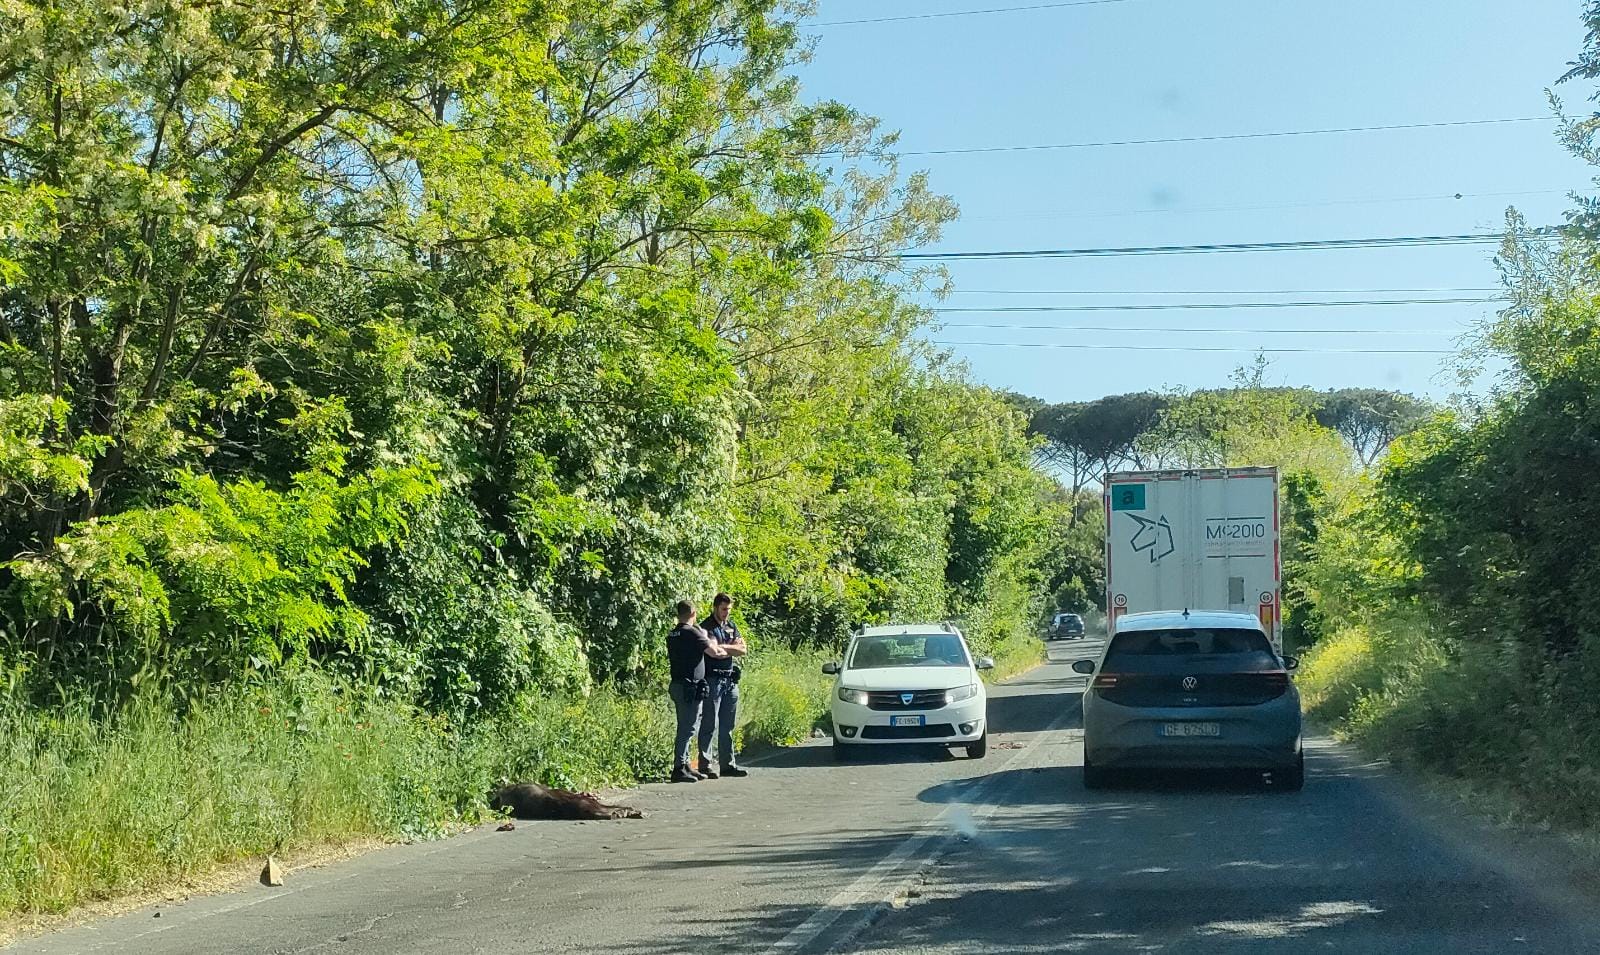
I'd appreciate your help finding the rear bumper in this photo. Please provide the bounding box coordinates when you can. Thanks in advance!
[1090,741,1299,770]
[1083,693,1301,770]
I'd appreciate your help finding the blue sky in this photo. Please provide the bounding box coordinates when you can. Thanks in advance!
[795,0,1597,402]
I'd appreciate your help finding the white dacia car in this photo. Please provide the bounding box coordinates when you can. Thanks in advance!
[824,624,994,760]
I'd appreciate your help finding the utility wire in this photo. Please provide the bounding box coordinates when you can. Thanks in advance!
[896,117,1557,157]
[933,341,1456,354]
[943,287,1503,295]
[813,0,1136,27]
[936,323,1462,335]
[930,297,1500,312]
[960,189,1578,223]
[899,232,1550,261]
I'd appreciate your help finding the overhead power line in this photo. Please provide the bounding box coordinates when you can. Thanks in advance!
[899,232,1550,261]
[961,189,1578,223]
[813,0,1136,27]
[934,341,1456,354]
[931,297,1500,312]
[944,287,1503,295]
[896,117,1557,157]
[937,323,1461,335]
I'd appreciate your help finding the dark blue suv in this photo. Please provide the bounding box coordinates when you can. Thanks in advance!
[1048,613,1086,641]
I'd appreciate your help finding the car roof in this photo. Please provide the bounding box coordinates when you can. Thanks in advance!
[858,623,964,639]
[1113,610,1265,633]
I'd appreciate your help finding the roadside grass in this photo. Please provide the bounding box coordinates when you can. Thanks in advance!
[0,635,1045,928]
[1298,615,1600,834]
[737,647,833,748]
[0,646,839,926]
[985,629,1047,683]
[0,675,675,923]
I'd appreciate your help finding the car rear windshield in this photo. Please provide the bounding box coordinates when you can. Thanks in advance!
[849,634,969,669]
[1104,627,1274,670]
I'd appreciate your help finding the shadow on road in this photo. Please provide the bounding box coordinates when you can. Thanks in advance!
[599,793,1586,955]
[918,765,1301,808]
[985,687,1083,734]
[753,742,960,770]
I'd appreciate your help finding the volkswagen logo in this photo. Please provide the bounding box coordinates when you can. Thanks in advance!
[1181,676,1199,691]
[901,693,914,705]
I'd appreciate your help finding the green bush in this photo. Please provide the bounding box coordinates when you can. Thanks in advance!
[1296,624,1383,721]
[1298,616,1600,831]
[737,650,832,748]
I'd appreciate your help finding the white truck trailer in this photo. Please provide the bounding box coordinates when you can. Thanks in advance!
[1103,467,1282,650]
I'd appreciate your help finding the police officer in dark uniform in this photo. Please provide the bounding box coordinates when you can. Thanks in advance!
[667,599,727,783]
[697,593,749,778]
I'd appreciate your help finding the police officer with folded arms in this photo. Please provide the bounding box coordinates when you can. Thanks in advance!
[667,599,727,783]
[698,593,749,778]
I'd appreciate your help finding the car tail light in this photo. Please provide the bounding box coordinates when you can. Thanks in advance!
[1260,670,1289,688]
[1092,672,1121,690]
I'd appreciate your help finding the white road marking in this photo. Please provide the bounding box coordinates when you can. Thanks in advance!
[763,704,1076,954]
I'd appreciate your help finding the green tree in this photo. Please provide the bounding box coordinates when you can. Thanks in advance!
[1313,388,1432,467]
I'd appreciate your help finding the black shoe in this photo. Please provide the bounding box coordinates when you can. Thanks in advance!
[720,764,749,778]
[671,765,699,783]
[697,761,719,779]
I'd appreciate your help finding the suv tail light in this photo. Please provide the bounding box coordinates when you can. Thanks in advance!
[1092,672,1121,690]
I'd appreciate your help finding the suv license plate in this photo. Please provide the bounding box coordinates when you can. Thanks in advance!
[1161,722,1220,738]
[892,715,925,727]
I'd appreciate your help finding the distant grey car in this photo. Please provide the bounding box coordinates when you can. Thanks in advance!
[1073,610,1303,790]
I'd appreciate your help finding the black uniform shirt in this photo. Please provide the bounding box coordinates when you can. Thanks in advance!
[668,624,713,682]
[701,616,741,673]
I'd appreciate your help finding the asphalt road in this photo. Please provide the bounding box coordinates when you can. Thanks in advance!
[14,642,1600,954]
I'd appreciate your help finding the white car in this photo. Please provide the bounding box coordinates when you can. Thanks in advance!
[823,624,994,760]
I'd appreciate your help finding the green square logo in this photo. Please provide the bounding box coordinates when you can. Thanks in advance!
[1111,484,1146,511]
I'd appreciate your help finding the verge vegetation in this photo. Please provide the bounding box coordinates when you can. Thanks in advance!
[0,0,1069,923]
[1291,6,1600,826]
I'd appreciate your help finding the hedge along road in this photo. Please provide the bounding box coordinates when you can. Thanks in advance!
[12,645,1600,955]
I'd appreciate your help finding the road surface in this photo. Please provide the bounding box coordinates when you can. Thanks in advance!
[13,642,1600,954]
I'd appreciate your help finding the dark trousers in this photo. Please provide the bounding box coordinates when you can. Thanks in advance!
[669,682,702,768]
[698,675,739,767]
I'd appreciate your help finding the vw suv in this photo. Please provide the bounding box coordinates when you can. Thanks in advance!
[824,624,994,760]
[1073,610,1302,789]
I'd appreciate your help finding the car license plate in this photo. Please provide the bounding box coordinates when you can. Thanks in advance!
[1160,722,1220,738]
[891,715,925,727]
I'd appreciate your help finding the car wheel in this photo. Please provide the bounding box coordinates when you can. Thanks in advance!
[833,737,852,762]
[1273,751,1305,791]
[965,733,988,759]
[1082,754,1110,790]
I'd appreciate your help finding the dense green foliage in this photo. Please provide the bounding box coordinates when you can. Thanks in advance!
[1299,225,1600,822]
[1295,10,1600,830]
[0,0,1065,717]
[0,3,1069,920]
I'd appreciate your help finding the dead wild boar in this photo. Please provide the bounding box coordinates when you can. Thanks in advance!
[490,782,644,821]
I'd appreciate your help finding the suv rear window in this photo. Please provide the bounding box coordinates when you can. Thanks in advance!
[1105,627,1272,668]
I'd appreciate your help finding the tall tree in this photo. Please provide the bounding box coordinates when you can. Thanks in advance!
[1313,389,1432,467]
